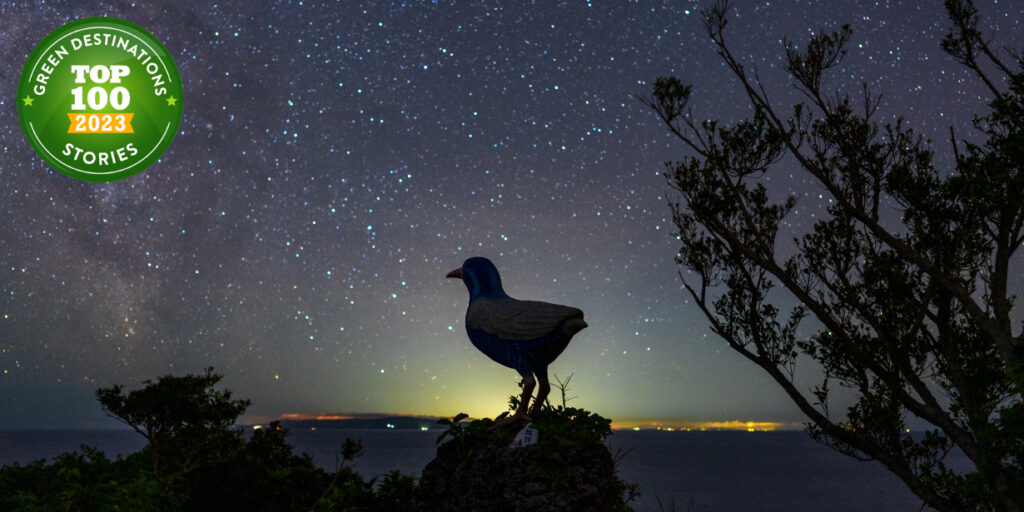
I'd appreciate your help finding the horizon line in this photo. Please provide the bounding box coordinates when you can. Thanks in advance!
[259,412,806,431]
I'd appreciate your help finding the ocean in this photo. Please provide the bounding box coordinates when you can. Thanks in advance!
[0,428,951,511]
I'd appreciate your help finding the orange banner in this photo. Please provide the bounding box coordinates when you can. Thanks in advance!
[67,113,135,134]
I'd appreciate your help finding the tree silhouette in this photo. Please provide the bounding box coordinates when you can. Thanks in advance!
[4,369,418,510]
[95,366,250,475]
[644,1,1023,510]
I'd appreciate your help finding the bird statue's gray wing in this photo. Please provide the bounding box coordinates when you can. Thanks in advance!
[467,298,587,341]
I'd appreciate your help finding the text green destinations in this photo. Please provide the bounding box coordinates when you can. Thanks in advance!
[30,31,168,97]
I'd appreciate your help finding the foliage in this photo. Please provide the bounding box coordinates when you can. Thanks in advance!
[532,404,613,448]
[0,447,164,512]
[434,412,470,445]
[178,421,331,511]
[643,1,1023,511]
[339,437,364,467]
[312,466,415,512]
[369,470,417,511]
[95,366,251,476]
[435,412,515,465]
[0,369,415,512]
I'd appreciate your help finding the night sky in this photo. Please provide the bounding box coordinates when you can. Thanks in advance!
[1,1,1020,429]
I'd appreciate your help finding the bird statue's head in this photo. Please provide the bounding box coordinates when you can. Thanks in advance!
[446,256,509,300]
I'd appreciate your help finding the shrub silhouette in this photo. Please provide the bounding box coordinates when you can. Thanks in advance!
[0,368,415,512]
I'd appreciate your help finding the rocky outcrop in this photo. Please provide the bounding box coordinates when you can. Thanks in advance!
[414,408,637,511]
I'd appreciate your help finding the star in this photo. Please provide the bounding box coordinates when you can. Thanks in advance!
[0,0,1019,459]
[22,95,33,106]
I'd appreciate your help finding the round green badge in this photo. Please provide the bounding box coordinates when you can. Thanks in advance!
[17,17,183,182]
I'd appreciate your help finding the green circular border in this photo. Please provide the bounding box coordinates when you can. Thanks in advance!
[17,17,184,182]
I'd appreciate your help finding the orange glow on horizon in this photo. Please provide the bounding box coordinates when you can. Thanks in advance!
[273,412,444,422]
[279,413,355,421]
[610,419,798,431]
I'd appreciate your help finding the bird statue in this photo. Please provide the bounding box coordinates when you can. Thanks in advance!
[447,256,587,426]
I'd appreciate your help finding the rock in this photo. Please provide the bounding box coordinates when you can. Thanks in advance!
[414,407,637,511]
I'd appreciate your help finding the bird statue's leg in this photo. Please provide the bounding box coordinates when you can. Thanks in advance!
[516,375,536,419]
[492,375,535,428]
[530,368,551,416]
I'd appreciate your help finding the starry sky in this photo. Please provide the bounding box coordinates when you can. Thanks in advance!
[1,1,1021,429]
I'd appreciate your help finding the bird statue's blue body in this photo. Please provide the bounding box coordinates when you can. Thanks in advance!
[447,257,587,425]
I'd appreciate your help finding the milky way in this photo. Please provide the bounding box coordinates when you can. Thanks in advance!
[1,0,1020,428]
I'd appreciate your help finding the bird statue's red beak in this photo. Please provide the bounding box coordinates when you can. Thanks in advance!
[446,268,462,279]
